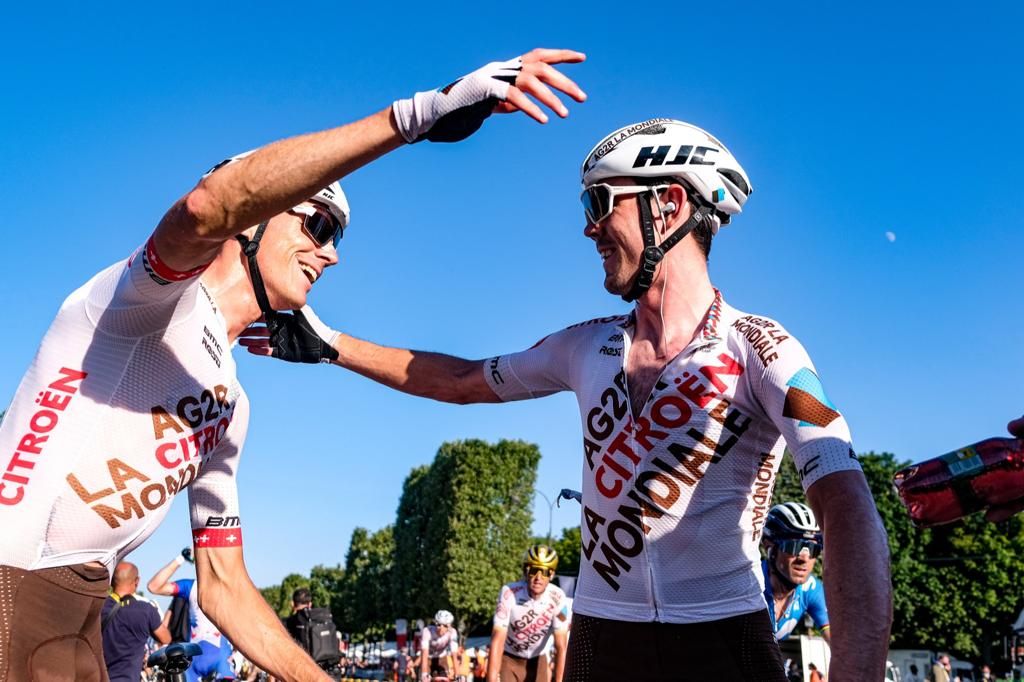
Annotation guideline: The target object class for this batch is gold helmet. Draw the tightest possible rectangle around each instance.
[522,545,559,572]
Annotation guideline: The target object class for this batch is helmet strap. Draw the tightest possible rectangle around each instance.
[621,192,712,303]
[235,222,277,318]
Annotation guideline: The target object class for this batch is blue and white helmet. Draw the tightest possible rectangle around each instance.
[434,609,454,626]
[763,502,820,544]
[580,118,752,227]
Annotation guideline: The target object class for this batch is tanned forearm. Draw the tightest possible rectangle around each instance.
[808,471,892,681]
[147,557,183,595]
[156,108,404,271]
[485,629,506,682]
[197,548,329,681]
[552,631,567,682]
[332,333,499,404]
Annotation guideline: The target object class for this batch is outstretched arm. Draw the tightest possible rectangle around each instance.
[334,333,500,405]
[195,545,329,682]
[807,471,892,681]
[153,48,585,274]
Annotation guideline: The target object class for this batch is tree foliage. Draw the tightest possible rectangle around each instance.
[416,439,540,635]
[339,526,395,637]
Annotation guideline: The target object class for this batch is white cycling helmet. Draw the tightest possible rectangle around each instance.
[434,609,454,626]
[580,118,752,223]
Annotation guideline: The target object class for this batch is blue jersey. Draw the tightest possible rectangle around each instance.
[761,560,829,641]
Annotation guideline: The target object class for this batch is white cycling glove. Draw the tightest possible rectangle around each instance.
[392,57,523,143]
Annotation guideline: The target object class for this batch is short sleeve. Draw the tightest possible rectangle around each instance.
[484,324,595,402]
[188,393,249,550]
[806,579,829,629]
[493,585,515,629]
[749,328,862,490]
[172,579,192,599]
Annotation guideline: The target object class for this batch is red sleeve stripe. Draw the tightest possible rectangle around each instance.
[145,236,210,282]
[192,527,243,548]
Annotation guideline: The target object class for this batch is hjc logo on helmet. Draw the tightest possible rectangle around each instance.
[632,145,719,169]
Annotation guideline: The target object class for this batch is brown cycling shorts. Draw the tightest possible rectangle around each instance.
[0,562,111,682]
[500,652,551,682]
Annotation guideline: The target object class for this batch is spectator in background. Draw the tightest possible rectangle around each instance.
[284,587,314,644]
[808,662,824,682]
[931,654,952,682]
[979,664,994,680]
[906,663,922,682]
[102,562,171,682]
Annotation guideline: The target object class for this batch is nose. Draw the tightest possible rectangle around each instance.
[583,220,600,240]
[318,241,340,267]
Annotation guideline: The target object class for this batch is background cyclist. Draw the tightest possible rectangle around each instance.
[761,503,830,643]
[148,552,235,681]
[486,545,569,682]
[420,610,458,682]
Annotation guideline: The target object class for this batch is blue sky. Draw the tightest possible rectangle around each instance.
[3,2,1022,590]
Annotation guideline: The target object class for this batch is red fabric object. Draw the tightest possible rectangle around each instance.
[893,438,1024,527]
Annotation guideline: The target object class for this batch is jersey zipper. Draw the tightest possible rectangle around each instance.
[620,329,661,622]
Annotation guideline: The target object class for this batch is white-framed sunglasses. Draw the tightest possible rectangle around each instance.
[580,183,669,224]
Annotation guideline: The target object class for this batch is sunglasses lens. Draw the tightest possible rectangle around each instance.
[777,539,822,557]
[527,566,552,577]
[302,209,343,248]
[582,186,611,224]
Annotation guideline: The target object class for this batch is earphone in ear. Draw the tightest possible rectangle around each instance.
[662,201,677,214]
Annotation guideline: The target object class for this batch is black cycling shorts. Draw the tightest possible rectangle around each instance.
[565,609,787,682]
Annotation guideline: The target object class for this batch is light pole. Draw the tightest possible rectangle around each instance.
[535,490,556,544]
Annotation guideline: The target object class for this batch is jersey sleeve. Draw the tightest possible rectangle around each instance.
[805,577,830,630]
[552,591,570,632]
[82,237,210,338]
[483,324,592,402]
[172,578,193,599]
[187,393,248,550]
[748,327,862,490]
[146,602,162,633]
[420,628,431,650]
[492,584,515,629]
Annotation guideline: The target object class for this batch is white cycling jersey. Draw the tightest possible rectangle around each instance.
[420,624,458,659]
[0,238,248,574]
[493,580,569,659]
[483,290,860,624]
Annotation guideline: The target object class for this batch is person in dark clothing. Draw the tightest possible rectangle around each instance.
[284,587,314,645]
[102,562,171,682]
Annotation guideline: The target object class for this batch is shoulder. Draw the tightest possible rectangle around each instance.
[532,313,630,349]
[723,302,804,370]
[546,583,567,600]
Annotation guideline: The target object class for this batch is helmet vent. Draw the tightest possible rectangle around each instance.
[717,169,751,198]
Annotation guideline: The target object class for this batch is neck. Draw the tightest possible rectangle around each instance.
[113,587,133,598]
[201,241,263,342]
[632,247,715,359]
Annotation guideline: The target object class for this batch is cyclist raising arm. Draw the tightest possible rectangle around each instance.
[0,48,585,682]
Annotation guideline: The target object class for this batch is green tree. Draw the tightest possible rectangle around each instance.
[393,465,432,617]
[309,564,346,625]
[340,526,395,638]
[550,526,582,577]
[394,439,540,634]
[261,572,310,617]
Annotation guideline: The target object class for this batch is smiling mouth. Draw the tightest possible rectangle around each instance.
[299,264,319,284]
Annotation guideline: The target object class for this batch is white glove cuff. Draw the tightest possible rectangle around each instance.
[173,555,186,566]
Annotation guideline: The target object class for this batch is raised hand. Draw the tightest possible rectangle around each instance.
[392,48,586,143]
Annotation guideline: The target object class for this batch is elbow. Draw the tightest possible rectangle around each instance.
[182,184,229,240]
[146,580,161,594]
